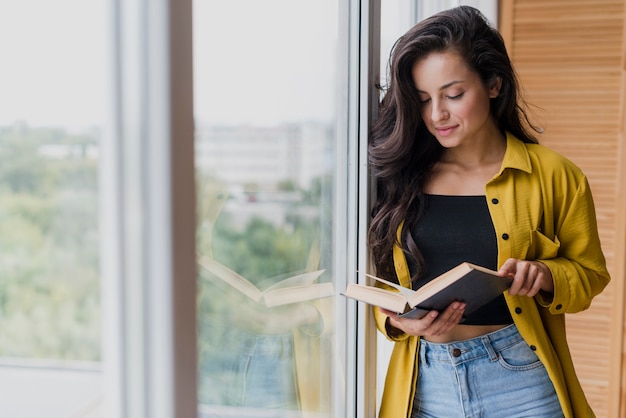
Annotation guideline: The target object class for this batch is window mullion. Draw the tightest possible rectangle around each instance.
[103,0,196,417]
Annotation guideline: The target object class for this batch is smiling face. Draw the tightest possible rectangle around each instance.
[412,51,502,149]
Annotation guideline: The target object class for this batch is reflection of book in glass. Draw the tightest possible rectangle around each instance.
[199,256,334,307]
[343,262,512,319]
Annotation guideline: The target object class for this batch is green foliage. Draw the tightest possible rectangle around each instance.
[277,179,297,192]
[302,173,332,205]
[0,125,100,361]
[195,173,327,405]
[0,122,330,385]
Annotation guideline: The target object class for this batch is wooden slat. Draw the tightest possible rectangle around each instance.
[506,1,626,417]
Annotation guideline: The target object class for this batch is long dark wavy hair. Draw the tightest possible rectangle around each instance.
[368,5,540,284]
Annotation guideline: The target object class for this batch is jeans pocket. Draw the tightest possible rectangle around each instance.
[497,339,543,371]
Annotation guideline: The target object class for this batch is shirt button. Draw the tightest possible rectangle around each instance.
[502,233,509,240]
[452,348,462,357]
[529,345,537,351]
[556,304,562,310]
[515,307,522,314]
[491,198,499,204]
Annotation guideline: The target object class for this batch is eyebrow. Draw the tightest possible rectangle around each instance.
[416,80,464,93]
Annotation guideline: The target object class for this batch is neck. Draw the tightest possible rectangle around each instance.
[441,129,506,170]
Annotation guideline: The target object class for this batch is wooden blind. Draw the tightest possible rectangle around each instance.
[501,1,626,417]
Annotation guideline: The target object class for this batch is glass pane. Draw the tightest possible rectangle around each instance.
[193,1,339,416]
[376,2,418,414]
[380,0,417,88]
[0,0,105,416]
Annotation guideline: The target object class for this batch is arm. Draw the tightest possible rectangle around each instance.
[501,176,610,312]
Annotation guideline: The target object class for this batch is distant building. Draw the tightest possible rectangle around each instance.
[194,122,333,193]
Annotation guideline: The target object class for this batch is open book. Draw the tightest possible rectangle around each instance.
[199,256,334,307]
[342,262,512,319]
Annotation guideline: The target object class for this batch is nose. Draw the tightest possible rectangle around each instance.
[431,101,449,122]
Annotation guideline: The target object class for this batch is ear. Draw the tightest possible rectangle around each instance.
[488,76,502,98]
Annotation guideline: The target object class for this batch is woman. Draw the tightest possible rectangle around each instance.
[369,6,610,418]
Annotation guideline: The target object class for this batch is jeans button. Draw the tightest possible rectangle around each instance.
[452,348,462,357]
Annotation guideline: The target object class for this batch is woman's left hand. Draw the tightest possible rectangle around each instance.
[498,258,554,297]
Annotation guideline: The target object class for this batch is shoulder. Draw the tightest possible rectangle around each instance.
[524,142,586,181]
[506,133,585,180]
[502,134,590,199]
[525,142,577,167]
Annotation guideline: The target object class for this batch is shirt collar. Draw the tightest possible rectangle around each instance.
[498,131,533,175]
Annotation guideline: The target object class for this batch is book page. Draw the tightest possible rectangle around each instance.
[263,269,326,292]
[342,283,410,314]
[361,271,415,298]
[198,256,263,302]
[263,281,335,307]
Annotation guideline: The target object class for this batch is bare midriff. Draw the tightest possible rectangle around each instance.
[423,323,509,343]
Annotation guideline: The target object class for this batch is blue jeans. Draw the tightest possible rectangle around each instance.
[412,324,564,418]
[228,331,300,414]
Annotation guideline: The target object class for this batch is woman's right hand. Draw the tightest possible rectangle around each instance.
[380,301,466,337]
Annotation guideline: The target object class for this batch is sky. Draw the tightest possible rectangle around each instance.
[0,0,492,130]
[192,0,338,127]
[0,0,107,129]
[0,0,337,130]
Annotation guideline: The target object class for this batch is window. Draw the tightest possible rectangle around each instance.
[193,1,342,416]
[0,0,105,416]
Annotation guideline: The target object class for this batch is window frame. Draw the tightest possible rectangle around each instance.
[102,0,197,417]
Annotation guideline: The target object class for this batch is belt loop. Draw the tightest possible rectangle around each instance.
[481,335,498,361]
[419,339,429,367]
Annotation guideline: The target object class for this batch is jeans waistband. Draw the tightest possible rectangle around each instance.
[222,329,294,356]
[419,323,523,366]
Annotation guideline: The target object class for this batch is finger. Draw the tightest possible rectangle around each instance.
[526,280,542,298]
[509,261,529,295]
[437,301,465,322]
[523,263,541,295]
[428,303,465,335]
[388,308,439,335]
[518,262,540,296]
[527,268,547,297]
[448,303,466,326]
[498,258,518,277]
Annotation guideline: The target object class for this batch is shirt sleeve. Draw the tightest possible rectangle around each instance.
[372,281,412,341]
[536,176,610,314]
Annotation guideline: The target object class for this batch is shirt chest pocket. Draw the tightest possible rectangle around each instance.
[526,229,560,260]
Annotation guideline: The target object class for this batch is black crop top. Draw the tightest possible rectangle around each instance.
[405,195,513,325]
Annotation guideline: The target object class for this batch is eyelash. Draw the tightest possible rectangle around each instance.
[419,92,464,104]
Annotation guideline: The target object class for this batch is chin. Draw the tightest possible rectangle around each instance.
[435,137,462,149]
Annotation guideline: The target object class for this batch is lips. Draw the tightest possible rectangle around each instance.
[435,125,457,136]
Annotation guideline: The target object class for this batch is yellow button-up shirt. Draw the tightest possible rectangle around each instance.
[374,133,611,418]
